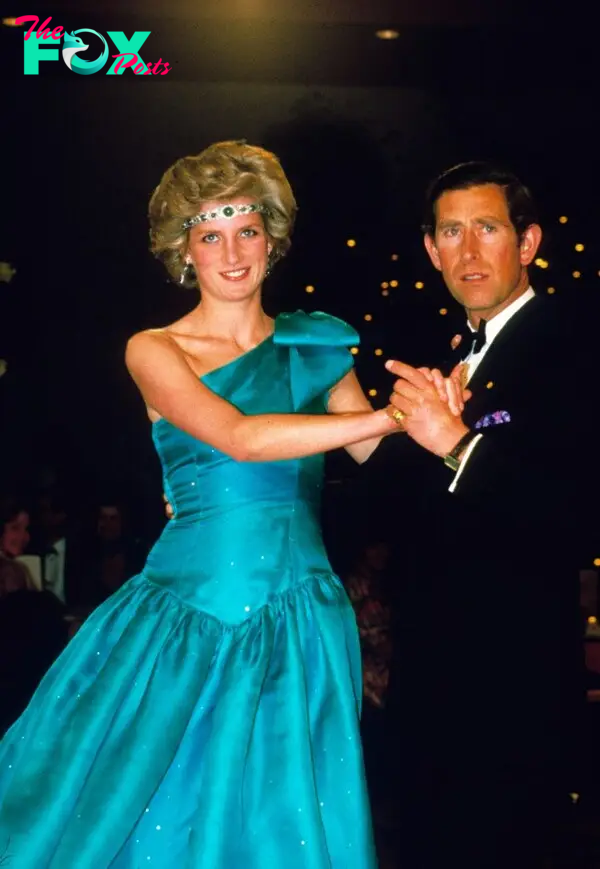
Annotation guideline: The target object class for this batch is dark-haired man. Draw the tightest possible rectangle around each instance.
[379,162,597,869]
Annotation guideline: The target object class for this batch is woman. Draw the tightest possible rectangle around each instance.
[0,141,462,868]
[0,501,35,596]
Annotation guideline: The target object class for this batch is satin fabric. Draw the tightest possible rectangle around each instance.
[0,311,378,869]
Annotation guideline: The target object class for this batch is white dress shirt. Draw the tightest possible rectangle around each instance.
[448,287,536,492]
[44,536,66,602]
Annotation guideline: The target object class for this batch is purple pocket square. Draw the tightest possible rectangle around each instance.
[474,410,511,430]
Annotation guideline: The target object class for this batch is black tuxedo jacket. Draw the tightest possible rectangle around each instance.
[29,534,85,608]
[364,294,598,764]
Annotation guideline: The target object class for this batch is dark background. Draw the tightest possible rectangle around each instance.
[1,1,599,530]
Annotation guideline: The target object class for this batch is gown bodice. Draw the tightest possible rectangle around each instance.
[144,310,358,624]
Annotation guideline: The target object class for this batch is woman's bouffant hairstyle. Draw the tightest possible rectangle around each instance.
[149,140,297,288]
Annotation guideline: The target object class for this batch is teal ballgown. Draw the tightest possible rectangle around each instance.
[0,311,378,869]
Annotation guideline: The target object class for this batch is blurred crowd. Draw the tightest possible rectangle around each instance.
[0,486,149,734]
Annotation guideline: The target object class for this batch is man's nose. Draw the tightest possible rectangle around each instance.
[460,231,480,261]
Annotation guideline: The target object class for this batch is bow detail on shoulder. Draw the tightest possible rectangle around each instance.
[273,311,359,411]
[274,310,359,348]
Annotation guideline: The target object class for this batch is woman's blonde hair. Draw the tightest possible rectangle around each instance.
[149,140,297,288]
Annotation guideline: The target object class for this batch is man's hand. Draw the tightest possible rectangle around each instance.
[385,360,470,457]
[419,364,471,416]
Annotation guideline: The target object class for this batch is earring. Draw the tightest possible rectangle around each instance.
[264,253,275,278]
[180,259,195,285]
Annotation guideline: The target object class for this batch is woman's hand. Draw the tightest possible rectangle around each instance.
[163,493,174,519]
[417,364,471,417]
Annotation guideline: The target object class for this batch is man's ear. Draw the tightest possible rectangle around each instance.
[519,224,542,266]
[424,233,442,272]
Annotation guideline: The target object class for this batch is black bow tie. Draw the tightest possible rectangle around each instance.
[457,318,487,358]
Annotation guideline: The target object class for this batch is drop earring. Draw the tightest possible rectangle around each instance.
[180,258,195,285]
[265,250,274,278]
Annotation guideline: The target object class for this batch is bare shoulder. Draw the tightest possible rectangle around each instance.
[125,327,181,375]
[122,323,247,448]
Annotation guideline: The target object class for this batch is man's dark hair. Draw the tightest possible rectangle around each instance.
[422,161,539,241]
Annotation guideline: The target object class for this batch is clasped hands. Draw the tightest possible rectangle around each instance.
[384,361,471,457]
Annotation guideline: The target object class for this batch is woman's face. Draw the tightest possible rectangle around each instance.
[186,197,272,300]
[0,510,30,558]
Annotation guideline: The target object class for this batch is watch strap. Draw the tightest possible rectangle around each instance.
[443,429,478,471]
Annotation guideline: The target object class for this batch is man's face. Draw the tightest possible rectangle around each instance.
[97,506,123,542]
[37,496,67,543]
[424,184,541,321]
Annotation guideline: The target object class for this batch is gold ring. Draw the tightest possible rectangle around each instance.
[391,409,407,425]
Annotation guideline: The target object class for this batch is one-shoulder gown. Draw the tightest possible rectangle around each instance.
[0,311,378,869]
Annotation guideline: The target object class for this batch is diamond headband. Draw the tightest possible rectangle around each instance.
[182,202,269,231]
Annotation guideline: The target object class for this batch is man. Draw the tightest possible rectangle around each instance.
[30,490,83,606]
[377,162,598,868]
[87,500,147,604]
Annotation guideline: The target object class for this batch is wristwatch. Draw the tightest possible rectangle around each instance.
[443,429,478,472]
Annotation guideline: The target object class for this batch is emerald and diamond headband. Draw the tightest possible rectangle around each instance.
[182,202,269,231]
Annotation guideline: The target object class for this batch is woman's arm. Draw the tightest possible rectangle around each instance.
[327,370,389,464]
[126,331,397,462]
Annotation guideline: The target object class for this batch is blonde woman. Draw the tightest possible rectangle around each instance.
[0,142,463,868]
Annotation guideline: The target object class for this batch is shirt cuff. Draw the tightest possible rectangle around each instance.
[448,433,483,493]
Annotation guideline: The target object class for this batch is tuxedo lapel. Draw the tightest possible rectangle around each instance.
[460,295,545,426]
[443,295,544,375]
